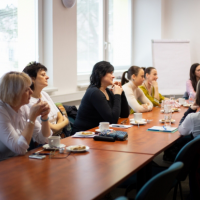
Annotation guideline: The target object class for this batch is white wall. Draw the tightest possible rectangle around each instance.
[162,0,200,79]
[44,0,200,103]
[131,0,161,67]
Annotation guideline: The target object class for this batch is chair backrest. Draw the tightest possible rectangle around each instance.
[135,162,183,200]
[182,91,189,99]
[174,135,200,181]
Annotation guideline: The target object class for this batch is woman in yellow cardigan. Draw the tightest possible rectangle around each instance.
[139,67,165,106]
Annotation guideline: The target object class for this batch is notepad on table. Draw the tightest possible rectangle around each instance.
[148,126,178,133]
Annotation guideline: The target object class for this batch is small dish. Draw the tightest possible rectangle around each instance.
[183,104,192,107]
[43,144,66,150]
[75,131,95,136]
[130,120,147,125]
[95,129,113,133]
[160,109,175,113]
[66,145,89,152]
[159,119,176,123]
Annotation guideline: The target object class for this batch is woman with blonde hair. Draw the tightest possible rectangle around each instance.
[0,72,52,161]
[121,66,153,113]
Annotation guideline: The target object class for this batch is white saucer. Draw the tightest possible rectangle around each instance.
[130,118,146,122]
[95,129,113,133]
[66,145,89,152]
[130,120,147,125]
[43,144,66,150]
[159,119,176,123]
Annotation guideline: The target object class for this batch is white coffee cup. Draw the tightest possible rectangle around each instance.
[99,122,110,132]
[179,98,185,105]
[134,113,142,121]
[48,136,60,148]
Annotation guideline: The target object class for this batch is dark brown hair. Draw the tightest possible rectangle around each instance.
[144,67,155,78]
[121,66,141,85]
[23,61,47,90]
[195,80,200,106]
[190,63,200,92]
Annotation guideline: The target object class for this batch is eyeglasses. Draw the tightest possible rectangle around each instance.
[49,149,72,159]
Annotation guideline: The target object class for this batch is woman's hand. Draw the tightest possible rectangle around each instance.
[113,81,121,87]
[150,80,158,88]
[191,102,199,110]
[112,84,123,95]
[141,104,148,109]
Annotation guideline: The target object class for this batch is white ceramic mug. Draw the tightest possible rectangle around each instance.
[134,113,142,121]
[48,136,60,148]
[179,98,185,105]
[99,122,110,132]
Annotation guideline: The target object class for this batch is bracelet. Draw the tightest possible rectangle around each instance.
[27,119,34,125]
[40,116,49,122]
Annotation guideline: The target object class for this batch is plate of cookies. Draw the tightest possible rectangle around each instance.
[66,145,89,152]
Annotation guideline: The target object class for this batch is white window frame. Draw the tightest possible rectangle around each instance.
[77,0,132,86]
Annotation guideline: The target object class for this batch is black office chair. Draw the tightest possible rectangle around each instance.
[172,135,200,200]
[134,162,183,200]
[182,91,189,99]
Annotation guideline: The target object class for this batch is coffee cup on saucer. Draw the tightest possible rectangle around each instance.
[134,113,142,121]
[48,136,61,148]
[99,122,110,132]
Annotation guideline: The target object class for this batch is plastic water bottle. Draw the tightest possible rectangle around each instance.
[189,92,195,104]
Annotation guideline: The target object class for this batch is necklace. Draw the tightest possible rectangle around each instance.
[143,82,152,96]
[100,88,109,100]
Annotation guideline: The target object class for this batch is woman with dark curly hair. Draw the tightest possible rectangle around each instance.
[72,61,129,133]
[186,63,200,97]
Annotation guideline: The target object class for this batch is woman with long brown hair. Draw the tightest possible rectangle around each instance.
[121,66,153,113]
[186,63,200,97]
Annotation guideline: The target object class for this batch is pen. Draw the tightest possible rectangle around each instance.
[33,153,50,155]
[163,126,167,130]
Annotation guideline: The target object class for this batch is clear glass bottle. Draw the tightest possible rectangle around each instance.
[189,92,195,104]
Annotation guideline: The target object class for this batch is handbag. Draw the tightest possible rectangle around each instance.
[99,130,128,141]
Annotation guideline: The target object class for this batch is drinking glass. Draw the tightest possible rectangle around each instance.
[164,104,172,128]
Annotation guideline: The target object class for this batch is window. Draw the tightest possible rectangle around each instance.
[0,0,38,77]
[77,0,131,74]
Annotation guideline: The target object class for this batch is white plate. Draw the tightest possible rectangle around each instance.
[159,119,176,123]
[160,109,175,113]
[75,131,95,136]
[130,118,146,122]
[66,145,89,152]
[95,129,113,133]
[183,104,192,107]
[130,120,147,125]
[43,144,66,150]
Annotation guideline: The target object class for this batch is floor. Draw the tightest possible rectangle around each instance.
[100,152,190,200]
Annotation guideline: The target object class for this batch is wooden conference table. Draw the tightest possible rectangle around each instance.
[0,106,188,200]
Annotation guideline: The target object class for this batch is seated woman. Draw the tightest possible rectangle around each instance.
[23,62,69,137]
[179,80,200,138]
[121,66,153,113]
[163,80,200,162]
[186,63,200,97]
[139,67,165,106]
[0,72,52,161]
[72,61,129,133]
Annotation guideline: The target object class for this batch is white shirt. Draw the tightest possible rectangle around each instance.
[0,100,50,161]
[178,112,200,138]
[122,81,153,113]
[28,91,59,124]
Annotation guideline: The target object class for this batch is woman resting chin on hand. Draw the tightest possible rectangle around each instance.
[0,72,52,161]
[23,62,69,137]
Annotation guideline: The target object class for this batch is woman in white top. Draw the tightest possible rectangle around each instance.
[121,66,153,113]
[179,80,200,138]
[23,62,69,136]
[0,72,51,161]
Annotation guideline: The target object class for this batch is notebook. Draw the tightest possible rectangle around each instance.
[148,126,178,133]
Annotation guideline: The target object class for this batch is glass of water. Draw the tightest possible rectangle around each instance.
[164,104,172,128]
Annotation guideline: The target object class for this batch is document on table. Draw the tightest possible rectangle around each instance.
[148,126,178,132]
[110,124,133,128]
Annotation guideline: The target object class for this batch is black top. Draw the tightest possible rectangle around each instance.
[72,86,129,133]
